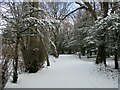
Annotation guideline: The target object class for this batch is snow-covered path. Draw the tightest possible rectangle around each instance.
[6,55,118,88]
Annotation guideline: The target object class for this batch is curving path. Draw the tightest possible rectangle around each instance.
[6,55,118,88]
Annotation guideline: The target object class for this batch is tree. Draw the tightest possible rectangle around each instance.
[22,1,47,73]
[94,13,120,69]
[71,9,95,55]
[1,1,59,83]
[41,2,72,55]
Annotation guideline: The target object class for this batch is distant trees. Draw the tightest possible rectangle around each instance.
[71,10,95,55]
[40,2,72,55]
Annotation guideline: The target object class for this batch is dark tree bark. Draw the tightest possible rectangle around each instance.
[96,40,107,66]
[13,35,19,83]
[102,2,109,18]
[114,48,119,69]
[118,33,120,68]
[114,26,119,69]
[84,2,97,20]
[96,44,107,66]
[96,2,109,66]
[81,47,86,56]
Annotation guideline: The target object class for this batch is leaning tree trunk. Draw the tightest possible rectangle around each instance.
[50,39,59,58]
[42,38,50,66]
[38,36,50,67]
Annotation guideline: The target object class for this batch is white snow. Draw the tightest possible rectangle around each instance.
[0,56,2,64]
[5,55,118,88]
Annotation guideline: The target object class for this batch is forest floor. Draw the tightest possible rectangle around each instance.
[5,54,118,88]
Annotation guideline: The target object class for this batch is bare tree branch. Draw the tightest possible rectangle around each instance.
[111,2,119,14]
[60,1,98,21]
[60,6,85,20]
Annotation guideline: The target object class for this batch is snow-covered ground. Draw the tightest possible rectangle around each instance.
[5,54,118,88]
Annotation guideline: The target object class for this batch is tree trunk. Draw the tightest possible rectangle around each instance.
[81,47,86,56]
[13,35,19,83]
[118,31,120,58]
[96,2,108,66]
[114,48,119,69]
[50,39,59,58]
[96,44,107,66]
[28,36,39,73]
[21,1,49,73]
[40,36,50,66]
[46,58,50,66]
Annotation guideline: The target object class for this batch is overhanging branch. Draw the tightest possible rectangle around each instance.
[60,6,85,20]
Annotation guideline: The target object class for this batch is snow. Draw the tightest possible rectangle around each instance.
[108,9,112,16]
[0,57,2,64]
[5,55,118,88]
[0,60,1,64]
